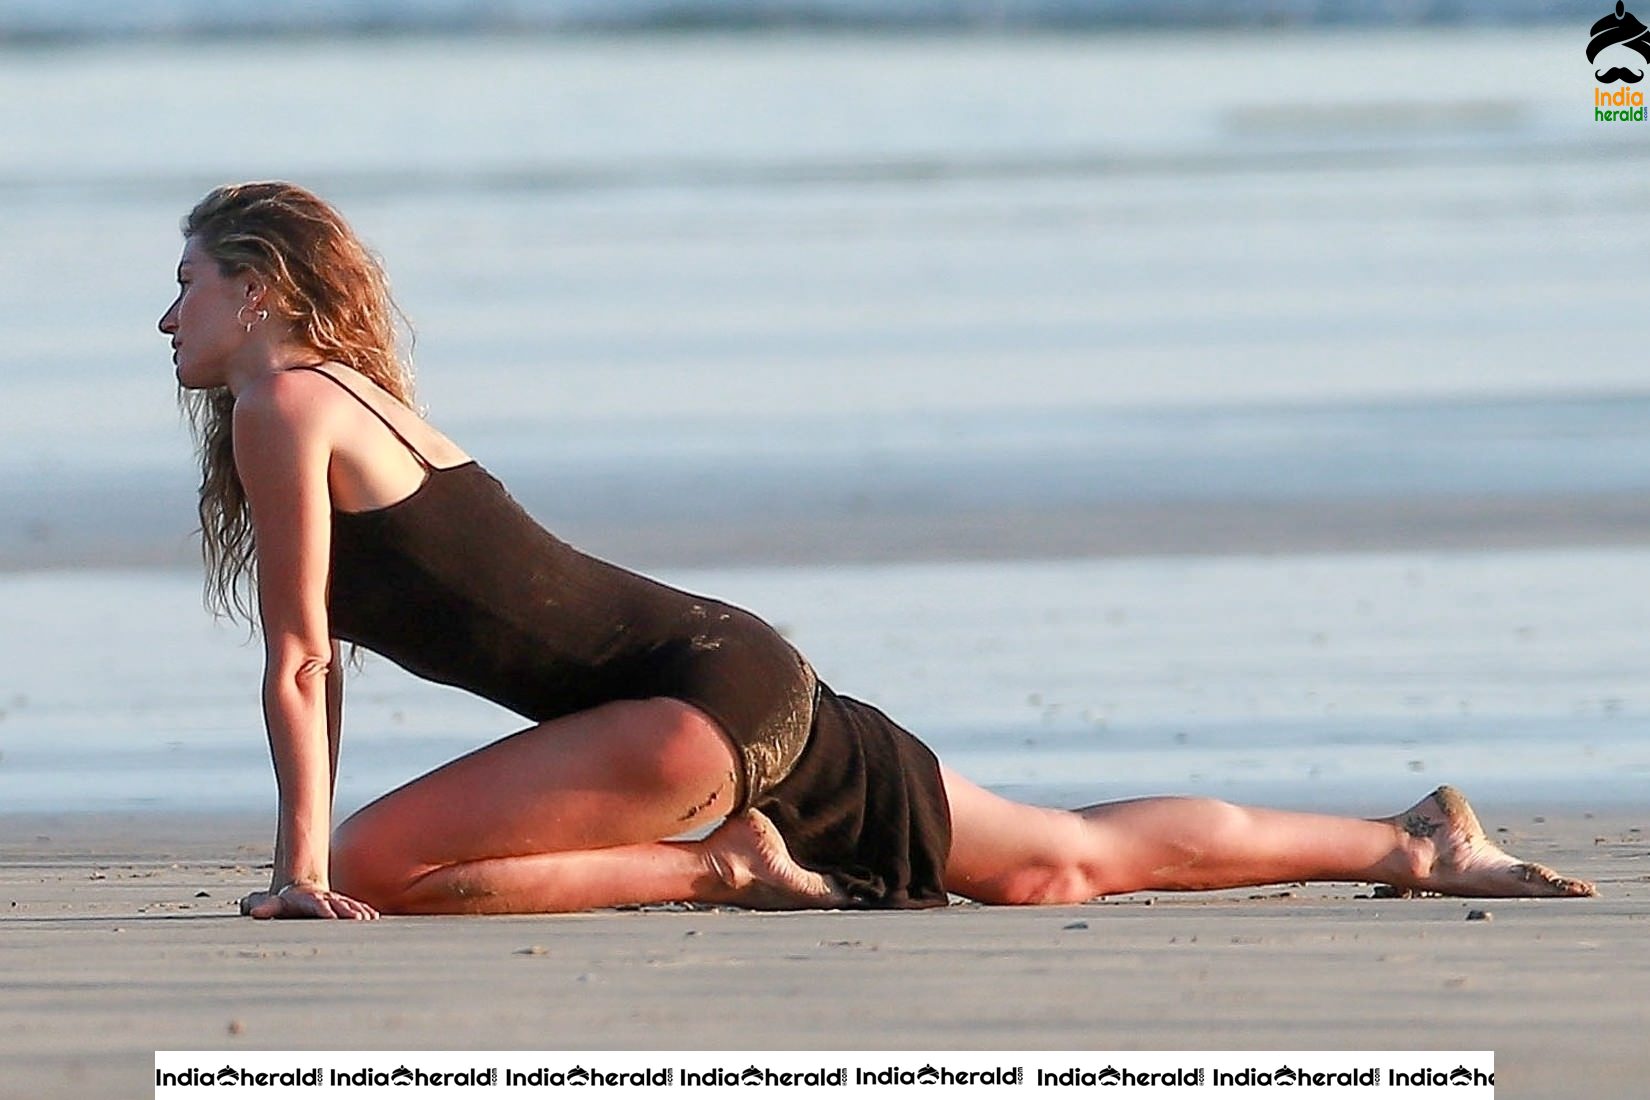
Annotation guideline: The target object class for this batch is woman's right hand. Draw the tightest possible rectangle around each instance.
[239,882,379,920]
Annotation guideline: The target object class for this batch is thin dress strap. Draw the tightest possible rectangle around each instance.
[287,364,433,469]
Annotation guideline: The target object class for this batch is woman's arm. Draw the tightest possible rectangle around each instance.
[327,637,343,805]
[267,638,344,886]
[232,376,375,919]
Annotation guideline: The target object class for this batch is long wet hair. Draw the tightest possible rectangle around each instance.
[179,182,415,621]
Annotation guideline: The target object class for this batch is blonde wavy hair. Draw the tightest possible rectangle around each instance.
[179,182,416,620]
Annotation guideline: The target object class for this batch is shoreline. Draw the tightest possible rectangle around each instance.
[5,547,1649,817]
[10,488,1650,574]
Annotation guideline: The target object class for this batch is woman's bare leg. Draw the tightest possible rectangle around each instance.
[330,695,1591,913]
[329,698,839,914]
[941,767,1596,904]
[388,812,841,915]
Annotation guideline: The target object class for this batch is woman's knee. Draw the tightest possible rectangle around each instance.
[330,806,421,909]
[328,698,738,904]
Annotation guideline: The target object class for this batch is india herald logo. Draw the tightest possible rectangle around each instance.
[1589,1,1650,83]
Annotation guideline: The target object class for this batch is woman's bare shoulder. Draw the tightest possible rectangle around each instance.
[231,370,343,454]
[237,362,470,469]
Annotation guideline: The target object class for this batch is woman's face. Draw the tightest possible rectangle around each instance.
[157,236,260,389]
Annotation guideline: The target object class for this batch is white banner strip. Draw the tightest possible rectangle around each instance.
[156,1050,1493,1097]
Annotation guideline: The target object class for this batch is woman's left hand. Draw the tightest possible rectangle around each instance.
[239,883,379,920]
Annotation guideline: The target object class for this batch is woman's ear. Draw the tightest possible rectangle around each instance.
[243,278,265,306]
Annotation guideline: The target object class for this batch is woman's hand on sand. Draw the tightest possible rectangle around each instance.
[239,883,379,920]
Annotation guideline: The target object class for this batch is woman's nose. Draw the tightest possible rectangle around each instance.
[158,307,176,335]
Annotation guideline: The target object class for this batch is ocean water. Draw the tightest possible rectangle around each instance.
[1,28,1648,814]
[0,0,1599,37]
[3,28,1648,568]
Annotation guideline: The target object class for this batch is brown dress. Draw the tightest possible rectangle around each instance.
[300,366,952,908]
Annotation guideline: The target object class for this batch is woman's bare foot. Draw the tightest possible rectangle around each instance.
[1385,786,1596,898]
[701,810,848,910]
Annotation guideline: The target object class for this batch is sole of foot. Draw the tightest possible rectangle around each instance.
[703,810,849,910]
[1389,785,1596,898]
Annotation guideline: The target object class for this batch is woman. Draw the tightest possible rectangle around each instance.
[159,182,1594,920]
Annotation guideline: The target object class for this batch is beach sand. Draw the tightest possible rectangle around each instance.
[4,806,1646,1099]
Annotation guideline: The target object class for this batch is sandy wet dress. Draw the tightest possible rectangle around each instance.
[300,366,952,908]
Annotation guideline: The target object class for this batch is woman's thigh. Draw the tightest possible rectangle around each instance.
[940,765,1092,904]
[333,697,741,878]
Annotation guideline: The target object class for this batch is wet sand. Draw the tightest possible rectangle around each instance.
[3,806,1647,1099]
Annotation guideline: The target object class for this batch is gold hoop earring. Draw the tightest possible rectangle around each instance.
[236,305,268,333]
